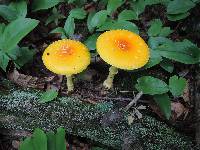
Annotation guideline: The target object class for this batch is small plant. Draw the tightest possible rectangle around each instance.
[0,0,27,22]
[0,18,39,71]
[45,7,65,26]
[135,75,187,119]
[19,128,66,150]
[0,0,38,71]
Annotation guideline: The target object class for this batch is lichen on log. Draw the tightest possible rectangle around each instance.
[0,78,194,149]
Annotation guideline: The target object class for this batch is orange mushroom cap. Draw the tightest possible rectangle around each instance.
[42,39,90,75]
[96,30,150,70]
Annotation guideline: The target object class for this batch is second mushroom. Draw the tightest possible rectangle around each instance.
[96,29,150,89]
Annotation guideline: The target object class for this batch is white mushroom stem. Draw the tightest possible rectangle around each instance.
[103,66,118,89]
[66,75,74,92]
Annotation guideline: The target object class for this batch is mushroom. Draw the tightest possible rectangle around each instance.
[42,39,90,92]
[96,30,149,89]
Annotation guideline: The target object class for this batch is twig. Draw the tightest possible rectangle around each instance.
[83,95,148,103]
[124,91,143,111]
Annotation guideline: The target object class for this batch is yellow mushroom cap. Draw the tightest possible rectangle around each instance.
[42,39,90,75]
[96,30,150,70]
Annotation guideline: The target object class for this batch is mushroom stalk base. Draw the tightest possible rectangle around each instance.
[103,66,118,89]
[66,75,74,92]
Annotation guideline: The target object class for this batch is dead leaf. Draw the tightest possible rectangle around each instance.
[182,80,190,102]
[77,68,97,82]
[150,101,189,121]
[149,103,165,119]
[12,140,20,149]
[7,69,63,91]
[7,69,45,89]
[46,75,63,92]
[137,105,146,110]
[171,102,189,120]
[127,115,134,125]
[134,109,143,119]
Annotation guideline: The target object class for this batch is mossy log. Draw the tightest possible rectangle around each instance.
[0,78,194,150]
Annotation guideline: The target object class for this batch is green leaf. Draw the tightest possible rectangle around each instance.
[145,0,171,5]
[91,10,108,28]
[68,0,76,3]
[148,19,163,37]
[84,34,99,51]
[0,23,6,48]
[96,19,115,31]
[69,8,86,19]
[40,89,58,103]
[192,0,200,2]
[47,131,56,150]
[159,27,173,37]
[19,137,34,150]
[45,7,65,25]
[144,49,162,68]
[135,76,169,95]
[160,59,174,73]
[118,9,138,21]
[32,128,47,150]
[107,0,124,14]
[131,0,146,17]
[169,75,186,97]
[167,0,195,14]
[64,16,75,37]
[50,27,65,34]
[148,19,173,37]
[0,5,18,21]
[32,0,63,11]
[97,20,139,34]
[155,39,200,64]
[55,128,66,150]
[87,12,95,33]
[167,12,190,21]
[0,23,5,34]
[147,37,172,68]
[154,94,171,119]
[112,20,139,33]
[5,46,20,60]
[2,18,39,51]
[68,0,88,7]
[0,51,9,71]
[148,37,173,49]
[13,47,35,68]
[9,0,27,18]
[20,128,65,150]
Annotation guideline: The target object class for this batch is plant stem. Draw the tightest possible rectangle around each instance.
[66,75,74,92]
[103,66,118,89]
